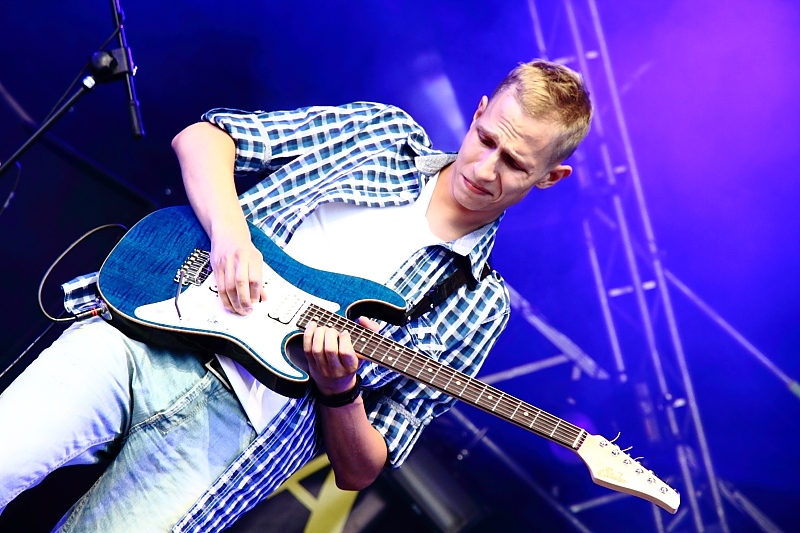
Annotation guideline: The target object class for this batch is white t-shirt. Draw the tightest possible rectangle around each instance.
[218,175,443,433]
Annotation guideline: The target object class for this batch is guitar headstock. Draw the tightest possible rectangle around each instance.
[576,433,680,514]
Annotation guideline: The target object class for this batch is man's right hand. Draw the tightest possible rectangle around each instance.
[209,226,268,315]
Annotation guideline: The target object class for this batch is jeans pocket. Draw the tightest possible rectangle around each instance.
[130,372,218,437]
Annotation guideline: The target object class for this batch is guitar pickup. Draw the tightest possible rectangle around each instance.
[268,293,304,324]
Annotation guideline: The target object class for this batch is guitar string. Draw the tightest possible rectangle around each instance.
[299,304,586,447]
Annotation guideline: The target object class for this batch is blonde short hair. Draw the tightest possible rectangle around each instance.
[490,60,592,165]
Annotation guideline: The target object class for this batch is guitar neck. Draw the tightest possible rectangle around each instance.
[298,304,588,450]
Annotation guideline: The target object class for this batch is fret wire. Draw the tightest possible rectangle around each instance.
[455,377,477,402]
[508,401,532,419]
[353,325,379,355]
[497,396,521,417]
[359,332,380,358]
[429,364,454,390]
[482,384,507,412]
[377,336,404,365]
[421,361,458,393]
[386,337,417,370]
[360,333,390,364]
[515,408,540,429]
[472,382,488,405]
[404,348,427,372]
[438,365,459,392]
[475,388,503,413]
[412,357,436,379]
[420,359,444,385]
[530,410,541,430]
[535,410,577,438]
[534,418,572,443]
[463,380,487,404]
[534,414,556,433]
[499,393,579,440]
[396,340,413,373]
[449,373,470,397]
[481,385,511,416]
[351,326,375,353]
[488,391,503,412]
[509,402,521,421]
[401,351,425,373]
[368,329,411,370]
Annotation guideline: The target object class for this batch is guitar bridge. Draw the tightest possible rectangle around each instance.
[175,249,212,286]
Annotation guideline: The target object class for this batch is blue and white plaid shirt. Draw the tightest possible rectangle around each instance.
[64,101,510,531]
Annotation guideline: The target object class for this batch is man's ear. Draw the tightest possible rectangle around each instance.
[535,165,572,189]
[471,95,489,124]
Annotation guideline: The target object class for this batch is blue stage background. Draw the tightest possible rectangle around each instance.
[1,1,798,531]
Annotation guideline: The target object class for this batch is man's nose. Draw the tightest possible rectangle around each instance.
[475,149,499,181]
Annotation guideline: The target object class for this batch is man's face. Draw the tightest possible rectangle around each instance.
[445,89,571,226]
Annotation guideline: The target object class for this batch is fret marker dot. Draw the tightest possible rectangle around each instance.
[388,357,393,361]
[455,380,461,385]
[427,368,434,373]
[523,411,529,416]
[487,395,493,400]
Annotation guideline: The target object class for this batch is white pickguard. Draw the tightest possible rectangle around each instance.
[134,262,340,380]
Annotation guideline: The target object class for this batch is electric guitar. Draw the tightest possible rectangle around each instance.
[96,206,680,514]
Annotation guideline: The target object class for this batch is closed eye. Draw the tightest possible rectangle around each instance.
[478,128,526,172]
[504,154,524,171]
[479,132,495,148]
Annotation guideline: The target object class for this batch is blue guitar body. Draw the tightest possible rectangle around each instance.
[97,206,407,398]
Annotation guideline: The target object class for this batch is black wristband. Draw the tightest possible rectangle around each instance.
[312,374,362,408]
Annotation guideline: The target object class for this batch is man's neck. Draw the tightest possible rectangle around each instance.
[426,164,492,242]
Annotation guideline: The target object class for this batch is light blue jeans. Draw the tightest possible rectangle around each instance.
[0,317,256,531]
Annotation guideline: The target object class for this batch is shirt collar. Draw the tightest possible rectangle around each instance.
[445,216,501,281]
[414,152,457,176]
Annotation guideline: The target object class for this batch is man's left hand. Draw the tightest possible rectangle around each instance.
[303,316,381,396]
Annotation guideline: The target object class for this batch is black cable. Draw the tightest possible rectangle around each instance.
[38,223,127,323]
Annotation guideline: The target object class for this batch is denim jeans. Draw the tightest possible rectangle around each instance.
[0,317,256,531]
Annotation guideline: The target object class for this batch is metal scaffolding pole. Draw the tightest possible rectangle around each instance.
[572,1,724,529]
[517,0,781,530]
[576,3,728,526]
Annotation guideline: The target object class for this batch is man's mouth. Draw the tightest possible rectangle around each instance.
[462,175,491,196]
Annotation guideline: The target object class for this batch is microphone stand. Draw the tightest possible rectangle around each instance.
[0,0,153,380]
[0,0,144,180]
[111,0,145,139]
[0,78,96,179]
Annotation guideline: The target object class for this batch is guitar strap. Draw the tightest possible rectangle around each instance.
[405,254,494,323]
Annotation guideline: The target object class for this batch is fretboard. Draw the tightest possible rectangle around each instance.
[297,304,587,450]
